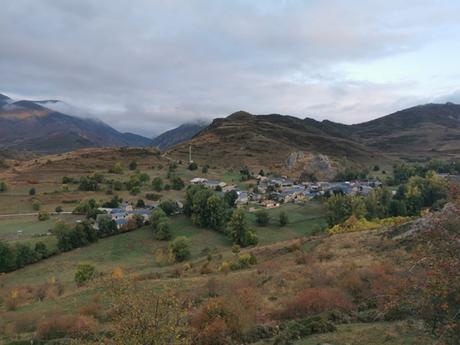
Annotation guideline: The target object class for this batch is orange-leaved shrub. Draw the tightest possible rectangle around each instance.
[36,313,98,340]
[274,287,355,320]
[192,287,258,345]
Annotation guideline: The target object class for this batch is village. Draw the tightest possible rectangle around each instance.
[97,171,383,230]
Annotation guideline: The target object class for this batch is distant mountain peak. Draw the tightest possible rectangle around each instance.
[0,93,11,101]
[227,110,253,120]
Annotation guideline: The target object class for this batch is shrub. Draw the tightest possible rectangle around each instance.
[192,288,258,344]
[129,160,138,170]
[279,211,289,226]
[155,220,172,240]
[230,253,257,271]
[275,288,355,320]
[38,210,50,221]
[0,181,7,192]
[188,162,198,171]
[169,236,191,262]
[32,199,41,211]
[36,313,98,340]
[274,316,336,344]
[55,205,63,213]
[109,162,124,174]
[171,176,185,190]
[152,177,164,191]
[28,187,36,196]
[145,192,162,201]
[75,263,97,287]
[255,210,269,226]
[159,199,179,215]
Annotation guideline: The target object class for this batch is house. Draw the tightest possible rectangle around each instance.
[191,177,208,185]
[261,200,279,208]
[205,180,227,190]
[236,191,249,205]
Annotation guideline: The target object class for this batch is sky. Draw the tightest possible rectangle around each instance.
[1,0,459,137]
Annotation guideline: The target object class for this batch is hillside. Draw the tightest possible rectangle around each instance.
[168,111,387,179]
[0,94,151,153]
[152,121,208,149]
[168,103,460,177]
[348,103,460,157]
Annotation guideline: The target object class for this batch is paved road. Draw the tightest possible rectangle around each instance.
[0,211,73,218]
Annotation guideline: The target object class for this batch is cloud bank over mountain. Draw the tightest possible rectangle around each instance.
[1,0,459,135]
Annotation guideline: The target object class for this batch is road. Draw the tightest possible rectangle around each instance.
[0,211,73,218]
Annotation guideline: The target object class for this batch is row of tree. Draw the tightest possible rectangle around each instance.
[184,185,257,247]
[326,172,449,226]
[0,240,55,273]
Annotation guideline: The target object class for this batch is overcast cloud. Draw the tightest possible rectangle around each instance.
[1,0,459,136]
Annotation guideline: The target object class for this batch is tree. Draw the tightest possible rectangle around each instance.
[152,177,164,192]
[201,165,209,173]
[129,160,138,171]
[0,181,7,192]
[188,162,198,171]
[97,215,118,237]
[14,243,39,268]
[255,209,269,226]
[74,263,96,287]
[155,220,172,240]
[189,189,228,230]
[169,236,191,262]
[136,199,145,208]
[159,199,179,216]
[29,187,36,196]
[326,194,352,227]
[279,211,289,226]
[103,195,122,208]
[224,190,238,208]
[228,209,258,247]
[150,208,167,229]
[34,241,49,259]
[0,241,16,272]
[205,194,228,230]
[55,205,63,213]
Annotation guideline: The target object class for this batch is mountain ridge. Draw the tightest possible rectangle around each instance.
[0,93,151,153]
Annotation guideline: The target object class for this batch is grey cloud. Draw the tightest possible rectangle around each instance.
[0,0,459,136]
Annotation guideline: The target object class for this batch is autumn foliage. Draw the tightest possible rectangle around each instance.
[274,287,355,320]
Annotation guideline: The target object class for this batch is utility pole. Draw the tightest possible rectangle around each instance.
[189,145,192,163]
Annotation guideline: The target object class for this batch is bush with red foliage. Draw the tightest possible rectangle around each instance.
[36,313,98,340]
[387,200,460,344]
[192,288,258,345]
[275,288,355,320]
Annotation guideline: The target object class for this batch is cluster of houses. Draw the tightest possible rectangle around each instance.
[191,175,383,209]
[97,202,152,229]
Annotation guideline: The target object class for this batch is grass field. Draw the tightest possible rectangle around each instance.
[248,202,327,245]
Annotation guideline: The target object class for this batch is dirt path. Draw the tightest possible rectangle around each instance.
[0,211,72,217]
